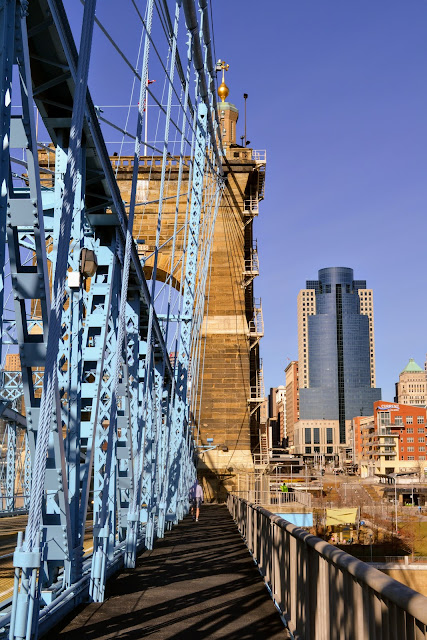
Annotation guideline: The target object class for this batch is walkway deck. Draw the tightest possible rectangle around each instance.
[53,504,289,639]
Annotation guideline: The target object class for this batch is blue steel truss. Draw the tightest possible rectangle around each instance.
[0,0,224,637]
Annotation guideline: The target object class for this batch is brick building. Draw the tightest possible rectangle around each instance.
[354,401,427,477]
[285,361,299,450]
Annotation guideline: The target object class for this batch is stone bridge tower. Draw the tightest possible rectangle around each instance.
[64,73,265,497]
[197,71,265,495]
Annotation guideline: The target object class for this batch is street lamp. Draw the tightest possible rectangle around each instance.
[243,93,248,146]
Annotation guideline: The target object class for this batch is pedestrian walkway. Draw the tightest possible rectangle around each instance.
[54,504,289,639]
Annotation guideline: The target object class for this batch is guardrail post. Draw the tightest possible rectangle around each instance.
[247,503,251,551]
[252,506,256,559]
[329,562,343,640]
[319,556,330,640]
[283,526,290,626]
[353,577,368,640]
[298,535,310,639]
[266,518,272,587]
[255,508,260,564]
[272,522,282,611]
[260,511,266,576]
[290,534,297,634]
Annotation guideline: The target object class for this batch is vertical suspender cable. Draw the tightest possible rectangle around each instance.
[26,0,97,553]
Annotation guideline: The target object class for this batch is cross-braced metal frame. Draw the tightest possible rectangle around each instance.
[0,0,224,636]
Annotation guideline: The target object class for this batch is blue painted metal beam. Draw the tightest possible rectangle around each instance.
[0,1,224,637]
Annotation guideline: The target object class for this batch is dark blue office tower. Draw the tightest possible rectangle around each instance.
[299,267,382,444]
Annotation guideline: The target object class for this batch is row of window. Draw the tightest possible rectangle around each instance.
[405,437,425,442]
[305,427,333,445]
[394,416,424,425]
[305,447,334,454]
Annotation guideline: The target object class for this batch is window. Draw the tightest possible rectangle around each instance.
[314,446,320,453]
[395,416,403,425]
[313,428,320,444]
[326,428,333,444]
[419,437,425,443]
[418,428,425,434]
[407,416,413,424]
[419,447,425,452]
[420,456,426,461]
[408,456,415,460]
[408,447,414,452]
[379,412,391,427]
[327,446,333,454]
[305,447,312,454]
[408,438,414,443]
[305,428,311,445]
[418,416,425,424]
[407,428,414,434]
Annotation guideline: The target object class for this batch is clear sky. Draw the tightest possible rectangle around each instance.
[210,0,427,401]
[63,1,427,403]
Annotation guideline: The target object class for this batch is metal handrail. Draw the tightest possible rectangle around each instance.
[243,196,259,217]
[243,244,259,276]
[251,150,266,164]
[383,555,427,565]
[228,495,427,639]
[248,299,264,338]
[248,360,264,402]
[233,490,312,508]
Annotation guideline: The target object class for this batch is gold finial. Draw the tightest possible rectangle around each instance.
[216,59,230,102]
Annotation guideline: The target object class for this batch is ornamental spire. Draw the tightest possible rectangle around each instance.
[216,59,230,103]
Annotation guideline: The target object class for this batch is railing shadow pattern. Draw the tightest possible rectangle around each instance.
[228,494,427,640]
[52,505,286,639]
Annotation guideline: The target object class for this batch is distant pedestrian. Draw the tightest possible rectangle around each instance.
[189,479,204,522]
[280,483,288,493]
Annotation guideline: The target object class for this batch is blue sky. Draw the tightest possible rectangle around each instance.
[63,1,427,402]
[210,0,427,400]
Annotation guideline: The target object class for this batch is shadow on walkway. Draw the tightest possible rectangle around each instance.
[53,504,288,639]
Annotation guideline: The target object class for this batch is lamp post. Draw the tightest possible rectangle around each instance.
[243,93,248,146]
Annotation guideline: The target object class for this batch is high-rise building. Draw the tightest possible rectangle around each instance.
[395,359,427,407]
[285,361,299,449]
[276,386,286,444]
[298,267,381,447]
[267,386,286,446]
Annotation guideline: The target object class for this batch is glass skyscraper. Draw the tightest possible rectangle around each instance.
[298,267,381,444]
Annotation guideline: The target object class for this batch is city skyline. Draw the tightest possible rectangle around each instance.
[210,1,427,402]
[62,2,427,402]
[279,263,427,408]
